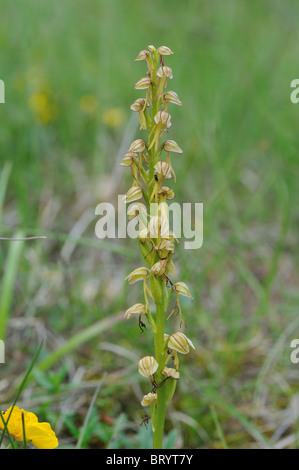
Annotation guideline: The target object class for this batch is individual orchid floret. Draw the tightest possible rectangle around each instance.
[157,186,175,202]
[163,90,183,107]
[167,281,193,325]
[135,77,152,90]
[125,303,147,319]
[166,332,195,355]
[156,239,175,258]
[125,267,150,285]
[135,50,150,62]
[141,392,157,407]
[161,367,180,380]
[147,45,156,53]
[163,140,183,154]
[149,164,173,202]
[120,152,141,182]
[154,161,173,179]
[129,139,146,153]
[130,98,147,112]
[138,356,159,378]
[162,140,182,181]
[157,46,174,56]
[151,259,168,277]
[157,66,173,80]
[130,98,148,130]
[173,281,193,301]
[125,267,152,312]
[123,186,143,203]
[149,111,172,151]
[154,110,171,128]
[120,152,137,167]
[156,67,173,100]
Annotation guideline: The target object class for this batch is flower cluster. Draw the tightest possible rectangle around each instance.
[121,45,195,439]
[0,406,58,449]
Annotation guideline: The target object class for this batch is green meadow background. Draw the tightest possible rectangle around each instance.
[0,0,299,448]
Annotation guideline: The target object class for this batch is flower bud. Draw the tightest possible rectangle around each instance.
[135,50,150,62]
[138,356,159,378]
[173,282,193,301]
[164,90,183,106]
[157,66,173,79]
[141,392,157,407]
[163,140,183,154]
[135,77,152,90]
[147,45,156,53]
[157,46,174,56]
[125,267,150,284]
[162,367,180,379]
[123,186,143,203]
[125,303,147,319]
[129,139,146,153]
[167,332,195,355]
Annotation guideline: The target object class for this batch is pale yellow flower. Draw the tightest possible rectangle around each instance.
[102,107,125,127]
[79,94,98,114]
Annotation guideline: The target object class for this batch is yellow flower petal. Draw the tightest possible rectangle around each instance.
[26,422,59,449]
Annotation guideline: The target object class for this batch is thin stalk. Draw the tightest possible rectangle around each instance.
[152,283,167,449]
[0,232,24,341]
[21,412,27,449]
[0,341,43,446]
[25,313,123,384]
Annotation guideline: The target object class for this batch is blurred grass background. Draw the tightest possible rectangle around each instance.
[0,0,299,449]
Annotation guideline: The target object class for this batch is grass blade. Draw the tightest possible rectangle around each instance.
[76,373,106,449]
[0,231,24,340]
[209,405,229,449]
[27,313,124,383]
[0,162,12,225]
[0,341,43,446]
[200,384,272,449]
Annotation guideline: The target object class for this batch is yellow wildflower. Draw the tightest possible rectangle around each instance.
[28,92,57,124]
[102,107,125,127]
[0,406,58,449]
[79,94,98,114]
